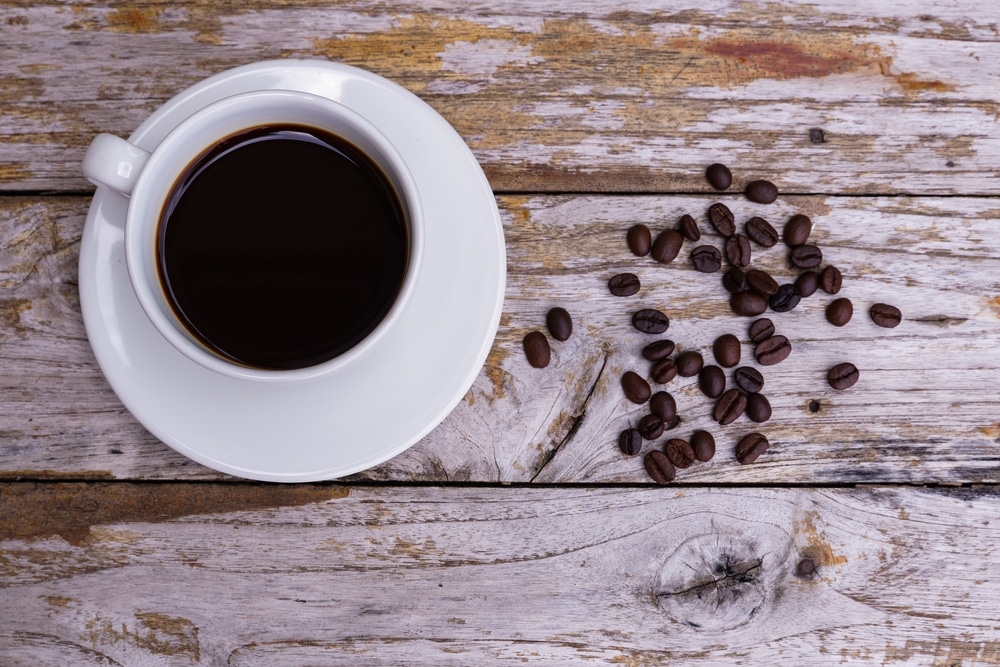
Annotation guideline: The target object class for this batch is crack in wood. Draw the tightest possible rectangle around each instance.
[657,557,764,600]
[912,315,969,326]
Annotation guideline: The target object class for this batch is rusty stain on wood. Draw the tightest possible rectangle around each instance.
[0,297,32,328]
[86,610,200,661]
[883,637,1000,665]
[796,511,848,567]
[105,7,163,33]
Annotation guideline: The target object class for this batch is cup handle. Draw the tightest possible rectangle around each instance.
[82,133,151,197]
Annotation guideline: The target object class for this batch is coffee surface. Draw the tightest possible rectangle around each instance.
[158,125,408,370]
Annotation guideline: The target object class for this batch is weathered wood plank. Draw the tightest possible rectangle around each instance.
[2,484,1000,665]
[1,194,998,483]
[1,0,999,193]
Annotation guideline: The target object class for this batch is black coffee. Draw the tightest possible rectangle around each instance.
[158,124,408,370]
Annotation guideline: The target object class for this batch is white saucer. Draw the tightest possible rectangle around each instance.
[79,60,506,482]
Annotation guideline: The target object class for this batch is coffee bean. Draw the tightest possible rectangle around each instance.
[650,391,677,422]
[691,430,716,462]
[642,339,675,361]
[644,450,676,484]
[676,350,704,377]
[730,290,768,316]
[734,366,764,394]
[725,233,752,268]
[745,392,772,423]
[523,331,550,368]
[713,333,741,368]
[789,244,823,269]
[769,284,801,313]
[621,371,651,403]
[608,273,641,297]
[783,214,812,246]
[638,413,665,440]
[722,267,747,294]
[698,365,726,398]
[632,309,669,334]
[677,214,701,241]
[707,203,736,237]
[626,224,652,256]
[870,303,902,328]
[755,335,791,366]
[650,358,678,384]
[745,180,778,204]
[705,163,732,191]
[714,388,747,425]
[794,271,820,297]
[748,318,775,344]
[651,229,684,264]
[820,265,843,294]
[828,362,859,390]
[746,269,779,298]
[735,432,769,464]
[618,428,642,456]
[691,245,722,273]
[546,307,572,341]
[745,216,778,247]
[826,297,853,327]
[665,438,697,469]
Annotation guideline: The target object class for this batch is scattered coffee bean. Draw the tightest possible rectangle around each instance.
[665,438,697,469]
[638,413,665,440]
[707,203,736,237]
[676,350,704,377]
[691,430,716,462]
[621,371,651,403]
[650,358,678,384]
[651,229,684,264]
[523,331,551,368]
[748,318,775,344]
[820,265,843,294]
[642,339,676,361]
[734,366,764,394]
[644,450,676,484]
[608,272,641,297]
[725,233,752,268]
[714,388,747,425]
[870,303,902,328]
[546,307,572,341]
[746,269,779,298]
[745,180,778,204]
[633,308,669,334]
[730,290,768,316]
[745,392,772,423]
[826,297,853,327]
[618,428,642,456]
[828,362,859,390]
[769,284,801,313]
[691,245,722,273]
[677,214,701,241]
[745,216,778,247]
[783,214,812,246]
[722,267,748,294]
[626,224,652,256]
[794,271,820,297]
[650,391,677,422]
[706,163,732,191]
[713,333,741,368]
[698,364,726,398]
[789,244,823,269]
[755,335,791,366]
[735,432,769,464]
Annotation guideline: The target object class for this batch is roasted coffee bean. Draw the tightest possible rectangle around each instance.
[730,290,768,316]
[621,371,651,403]
[735,432,769,464]
[663,414,680,432]
[769,284,801,313]
[638,413,665,440]
[714,388,747,425]
[820,265,843,294]
[783,214,812,246]
[734,366,764,394]
[691,430,716,462]
[755,335,791,366]
[748,318,775,344]
[828,362,859,390]
[707,203,736,237]
[870,303,902,328]
[608,272,641,297]
[676,350,704,377]
[650,358,678,384]
[523,331,550,368]
[705,163,732,191]
[745,216,778,247]
[546,307,572,341]
[665,438,697,469]
[691,245,722,273]
[677,214,700,241]
[632,308,669,334]
[650,391,677,422]
[644,450,676,484]
[745,179,778,204]
[618,428,642,456]
[626,224,652,256]
[746,269,779,298]
[651,229,684,264]
[794,271,820,297]
[698,364,726,398]
[725,233,752,268]
[713,333,741,368]
[642,339,675,361]
[745,392,772,423]
[826,297,853,327]
[789,244,823,269]
[722,267,747,294]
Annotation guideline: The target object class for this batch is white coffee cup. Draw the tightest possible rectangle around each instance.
[82,89,423,383]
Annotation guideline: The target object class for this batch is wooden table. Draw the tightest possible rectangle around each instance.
[3,1,1000,663]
